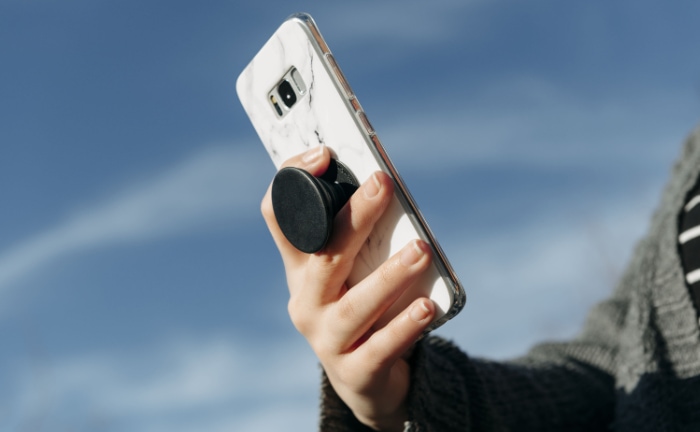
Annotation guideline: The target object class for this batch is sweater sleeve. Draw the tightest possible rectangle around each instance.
[404,337,617,431]
[406,263,639,432]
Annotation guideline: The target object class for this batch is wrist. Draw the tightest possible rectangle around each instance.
[354,407,407,432]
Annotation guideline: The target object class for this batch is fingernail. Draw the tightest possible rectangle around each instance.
[302,146,323,164]
[400,240,425,267]
[363,172,381,198]
[410,299,432,322]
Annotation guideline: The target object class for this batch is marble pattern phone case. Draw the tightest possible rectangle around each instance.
[236,13,464,330]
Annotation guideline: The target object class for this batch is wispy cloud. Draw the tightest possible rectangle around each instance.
[11,335,319,432]
[380,77,687,174]
[0,144,267,291]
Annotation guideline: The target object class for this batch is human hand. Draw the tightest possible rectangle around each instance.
[261,147,436,431]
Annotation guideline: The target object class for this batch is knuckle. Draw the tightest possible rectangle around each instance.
[287,297,311,334]
[314,251,342,268]
[313,340,336,362]
[378,260,396,285]
[309,252,351,279]
[260,194,275,221]
[347,201,377,231]
[373,258,400,292]
[356,342,388,375]
[336,297,358,322]
[333,365,357,388]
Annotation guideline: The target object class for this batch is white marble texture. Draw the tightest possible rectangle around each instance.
[236,14,463,329]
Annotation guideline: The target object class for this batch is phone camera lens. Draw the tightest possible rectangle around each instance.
[277,80,297,108]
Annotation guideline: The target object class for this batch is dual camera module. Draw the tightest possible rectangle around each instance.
[269,67,307,118]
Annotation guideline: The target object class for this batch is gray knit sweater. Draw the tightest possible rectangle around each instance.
[319,126,700,431]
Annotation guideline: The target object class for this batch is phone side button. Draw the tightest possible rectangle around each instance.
[358,112,374,135]
[326,54,353,97]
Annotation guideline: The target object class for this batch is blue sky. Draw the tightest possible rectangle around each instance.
[2,1,700,430]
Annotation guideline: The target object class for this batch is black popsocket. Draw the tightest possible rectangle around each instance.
[271,159,359,253]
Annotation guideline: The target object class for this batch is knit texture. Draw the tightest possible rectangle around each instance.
[319,125,700,431]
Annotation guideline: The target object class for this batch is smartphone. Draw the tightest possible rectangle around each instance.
[236,12,464,331]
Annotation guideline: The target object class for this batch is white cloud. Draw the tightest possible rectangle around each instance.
[11,335,319,432]
[380,77,687,174]
[0,144,268,292]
